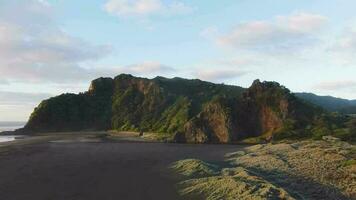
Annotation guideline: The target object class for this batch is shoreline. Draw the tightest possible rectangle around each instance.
[0,130,262,146]
[0,133,242,200]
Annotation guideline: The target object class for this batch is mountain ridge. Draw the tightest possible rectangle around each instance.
[295,92,356,114]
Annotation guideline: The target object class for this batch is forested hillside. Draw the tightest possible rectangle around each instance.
[22,74,356,142]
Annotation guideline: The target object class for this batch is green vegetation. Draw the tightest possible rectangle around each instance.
[172,140,356,199]
[307,113,356,141]
[227,140,356,199]
[346,118,356,140]
[171,160,294,200]
[23,74,356,143]
[170,159,219,177]
[342,159,356,167]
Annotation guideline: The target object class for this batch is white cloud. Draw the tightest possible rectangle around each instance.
[0,0,112,83]
[104,0,192,17]
[216,12,327,52]
[314,80,356,91]
[194,68,247,83]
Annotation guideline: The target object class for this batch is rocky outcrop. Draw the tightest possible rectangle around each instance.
[179,80,321,143]
[183,98,236,143]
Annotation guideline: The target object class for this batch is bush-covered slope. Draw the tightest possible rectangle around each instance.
[24,74,244,135]
[25,77,114,132]
[109,74,245,134]
[23,74,355,142]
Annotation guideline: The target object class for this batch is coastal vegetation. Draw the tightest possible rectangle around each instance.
[23,74,356,143]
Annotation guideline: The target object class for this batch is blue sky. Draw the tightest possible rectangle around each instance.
[1,0,356,121]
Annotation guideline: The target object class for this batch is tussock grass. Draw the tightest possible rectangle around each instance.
[177,166,294,200]
[170,159,219,178]
[171,138,355,199]
[141,132,173,142]
[342,159,356,167]
[228,139,356,199]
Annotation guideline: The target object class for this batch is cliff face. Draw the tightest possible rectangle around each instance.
[24,74,322,142]
[179,80,321,143]
[182,97,236,143]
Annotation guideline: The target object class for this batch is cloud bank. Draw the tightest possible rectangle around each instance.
[216,12,327,52]
[0,0,112,83]
[104,0,192,17]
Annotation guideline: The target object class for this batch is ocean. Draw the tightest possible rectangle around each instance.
[0,121,25,132]
[0,122,26,143]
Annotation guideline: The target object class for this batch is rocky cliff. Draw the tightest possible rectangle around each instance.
[178,80,321,143]
[23,74,330,142]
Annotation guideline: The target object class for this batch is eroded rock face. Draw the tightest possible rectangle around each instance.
[241,79,290,134]
[183,98,236,143]
[181,80,318,143]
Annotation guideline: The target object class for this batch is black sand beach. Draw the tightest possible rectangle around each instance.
[0,138,241,200]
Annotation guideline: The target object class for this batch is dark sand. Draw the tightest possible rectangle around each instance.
[0,139,242,200]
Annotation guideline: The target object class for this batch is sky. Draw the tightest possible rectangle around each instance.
[1,0,356,121]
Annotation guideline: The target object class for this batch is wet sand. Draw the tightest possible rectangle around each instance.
[0,138,242,200]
